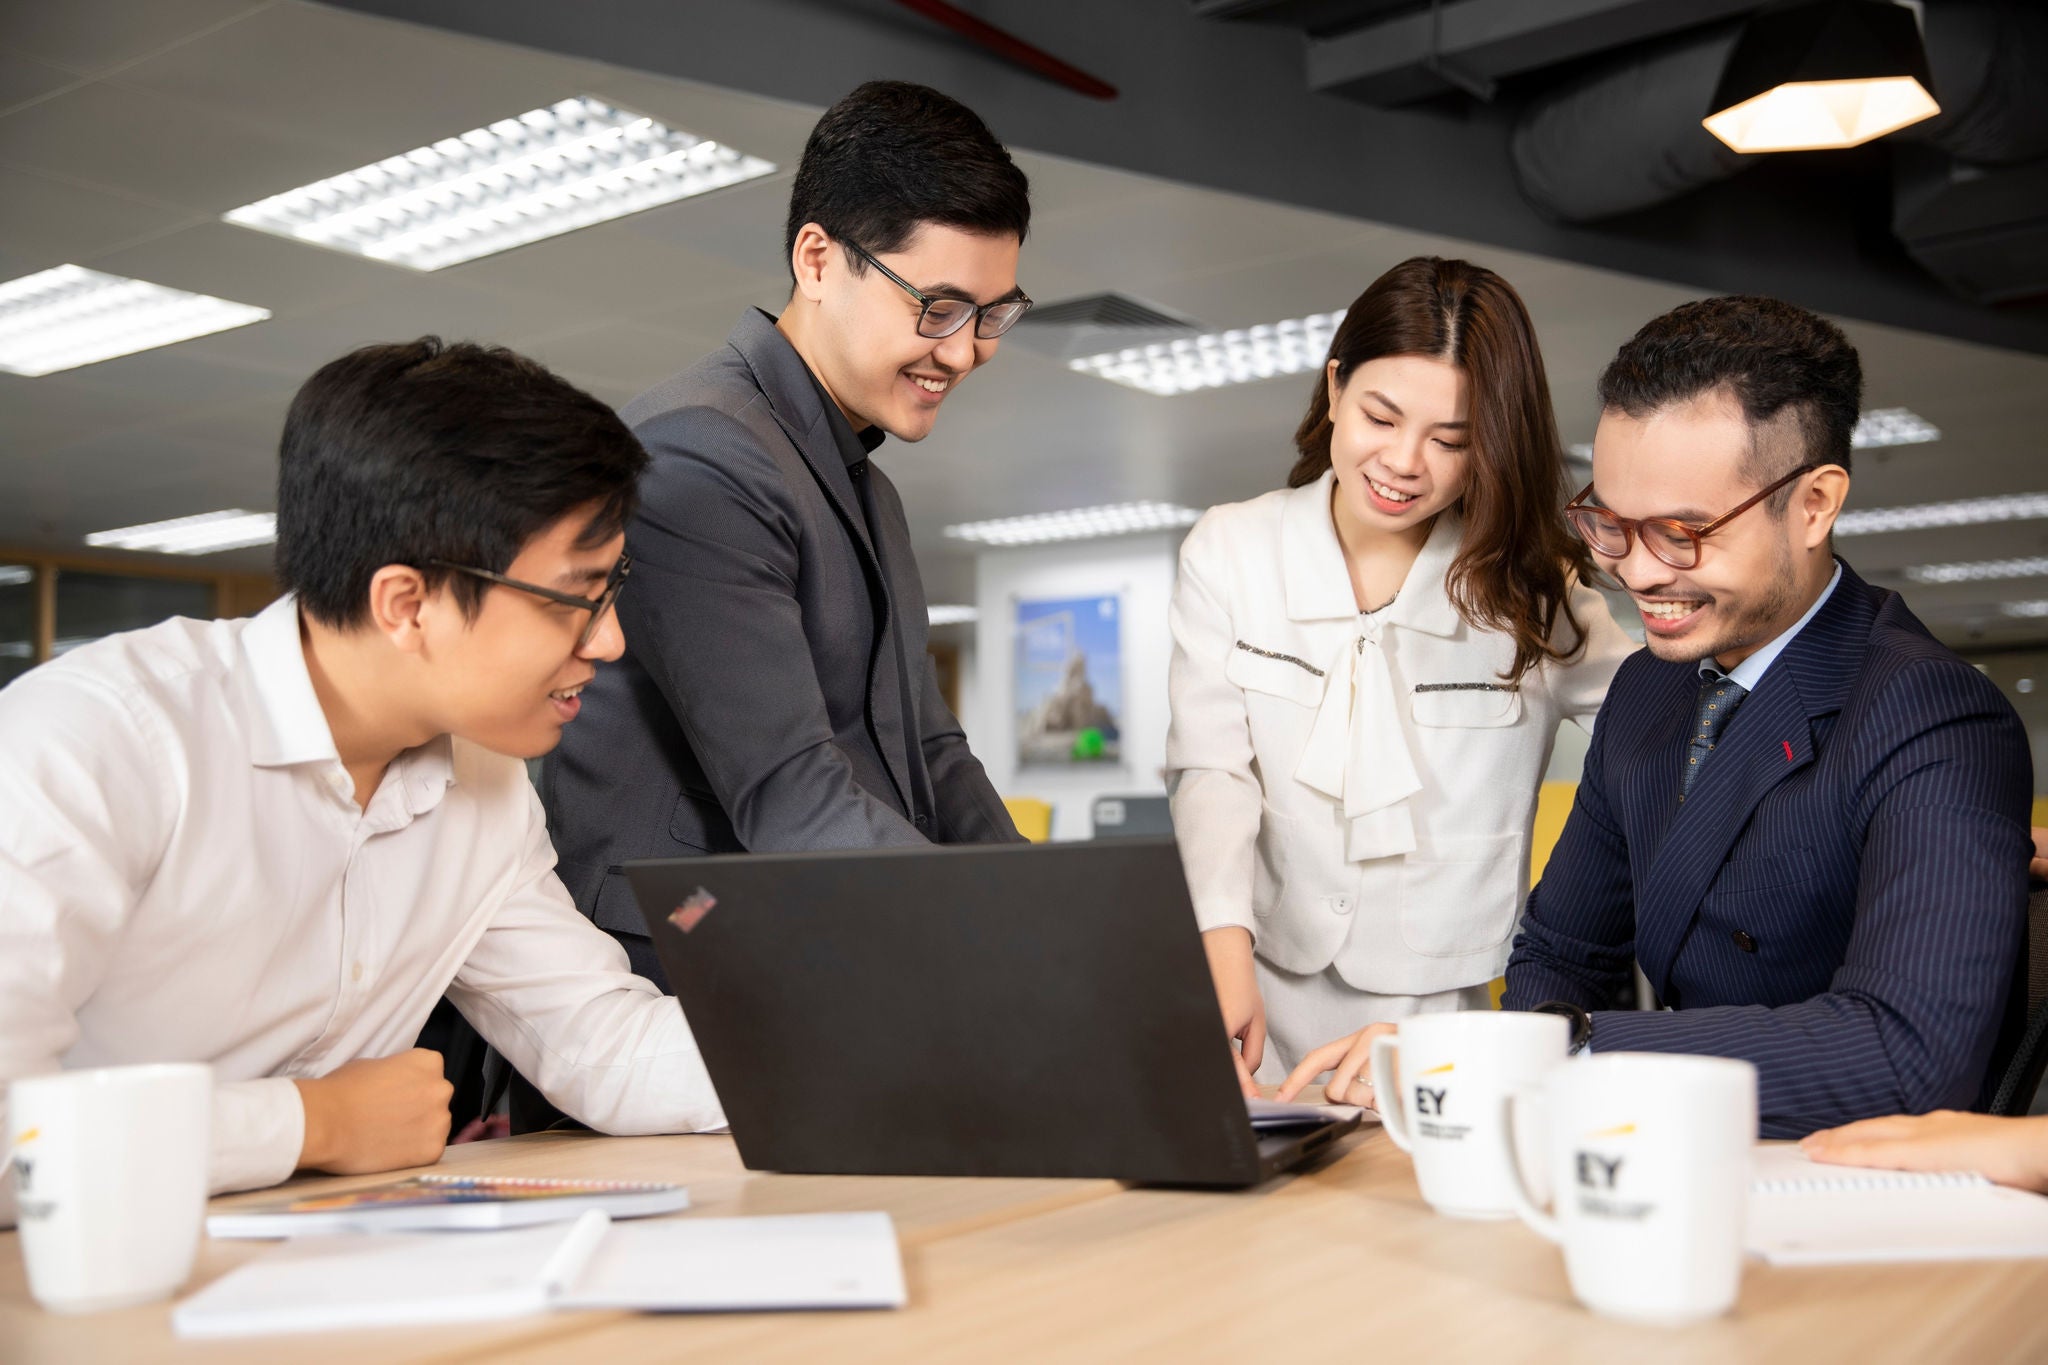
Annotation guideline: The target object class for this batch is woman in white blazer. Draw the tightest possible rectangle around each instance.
[1166,257,1637,1097]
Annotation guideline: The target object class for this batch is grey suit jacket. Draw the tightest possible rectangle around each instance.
[542,308,1020,978]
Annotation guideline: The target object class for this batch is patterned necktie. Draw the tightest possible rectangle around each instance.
[1682,668,1749,800]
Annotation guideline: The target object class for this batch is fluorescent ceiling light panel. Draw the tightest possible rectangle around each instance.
[927,604,980,626]
[945,501,1203,547]
[1904,556,2048,585]
[224,97,775,272]
[0,265,270,377]
[1851,406,1940,448]
[1835,492,2048,537]
[85,510,277,555]
[1069,312,1344,396]
[2001,600,2048,620]
[0,565,32,587]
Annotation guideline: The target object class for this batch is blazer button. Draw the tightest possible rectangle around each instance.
[912,813,930,830]
[1732,930,1758,953]
[1328,895,1353,916]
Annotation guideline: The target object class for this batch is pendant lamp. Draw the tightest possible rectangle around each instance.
[1705,0,1940,154]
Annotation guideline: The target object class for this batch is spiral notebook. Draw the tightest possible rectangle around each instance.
[173,1208,907,1338]
[1747,1145,2048,1265]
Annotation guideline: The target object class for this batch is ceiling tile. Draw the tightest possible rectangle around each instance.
[86,219,395,314]
[108,1,600,163]
[3,0,267,76]
[0,51,81,112]
[0,79,357,213]
[0,163,201,264]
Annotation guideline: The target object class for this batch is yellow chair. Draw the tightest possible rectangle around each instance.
[1003,796,1053,843]
[1488,781,1581,1008]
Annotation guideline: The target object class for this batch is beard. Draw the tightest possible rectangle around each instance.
[1640,537,1799,665]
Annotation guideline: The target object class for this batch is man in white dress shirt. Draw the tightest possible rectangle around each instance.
[0,338,724,1225]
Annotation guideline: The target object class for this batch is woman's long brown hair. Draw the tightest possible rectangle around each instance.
[1288,256,1594,682]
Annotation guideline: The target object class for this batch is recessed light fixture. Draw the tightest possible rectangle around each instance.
[85,509,277,555]
[1068,312,1344,396]
[224,97,776,272]
[1704,0,1939,154]
[0,265,270,377]
[1903,556,2048,585]
[2001,600,2048,620]
[1834,492,2048,537]
[944,501,1203,547]
[1851,406,1940,448]
[927,604,980,626]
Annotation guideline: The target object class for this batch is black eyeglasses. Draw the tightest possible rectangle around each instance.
[842,239,1033,340]
[427,554,631,651]
[1564,466,1820,570]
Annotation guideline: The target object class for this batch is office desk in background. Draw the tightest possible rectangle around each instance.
[5,1117,2047,1364]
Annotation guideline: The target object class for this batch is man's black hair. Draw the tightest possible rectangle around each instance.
[275,337,648,628]
[783,80,1031,278]
[1598,295,1863,504]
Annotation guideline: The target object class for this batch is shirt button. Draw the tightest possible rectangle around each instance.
[1732,930,1758,953]
[351,962,365,983]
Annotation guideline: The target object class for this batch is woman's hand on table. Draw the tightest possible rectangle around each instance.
[1801,1111,2048,1193]
[1203,927,1266,1098]
[1276,1023,1397,1107]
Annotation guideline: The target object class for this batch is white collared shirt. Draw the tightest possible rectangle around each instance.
[1701,562,1843,690]
[0,597,723,1220]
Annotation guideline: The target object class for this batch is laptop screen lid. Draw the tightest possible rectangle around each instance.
[626,838,1271,1186]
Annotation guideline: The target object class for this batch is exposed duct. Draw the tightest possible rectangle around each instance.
[1509,1,2048,303]
[1515,2,2048,222]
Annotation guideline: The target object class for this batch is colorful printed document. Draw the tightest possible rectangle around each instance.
[207,1174,690,1237]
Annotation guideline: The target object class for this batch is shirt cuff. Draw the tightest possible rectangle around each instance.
[208,1076,305,1196]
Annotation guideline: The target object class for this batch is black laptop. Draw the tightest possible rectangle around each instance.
[627,838,1360,1187]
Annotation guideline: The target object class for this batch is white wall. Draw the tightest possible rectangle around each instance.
[960,532,1182,842]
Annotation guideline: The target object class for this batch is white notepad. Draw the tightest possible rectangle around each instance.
[1747,1145,2048,1265]
[172,1209,906,1338]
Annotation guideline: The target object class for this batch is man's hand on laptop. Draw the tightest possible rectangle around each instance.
[293,1048,454,1175]
[1204,926,1265,1097]
[1275,1023,1396,1108]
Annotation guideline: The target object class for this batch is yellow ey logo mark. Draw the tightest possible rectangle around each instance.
[1417,1063,1454,1077]
[13,1127,36,1144]
[1584,1123,1636,1139]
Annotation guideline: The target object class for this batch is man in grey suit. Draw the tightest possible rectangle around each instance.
[540,81,1031,998]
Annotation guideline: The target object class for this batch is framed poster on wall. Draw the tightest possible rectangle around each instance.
[1014,593,1123,766]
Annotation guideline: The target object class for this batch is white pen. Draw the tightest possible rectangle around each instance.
[535,1207,612,1301]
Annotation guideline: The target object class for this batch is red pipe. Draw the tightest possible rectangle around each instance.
[891,0,1118,100]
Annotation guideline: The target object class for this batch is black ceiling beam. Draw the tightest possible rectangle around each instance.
[1308,0,1766,105]
[1190,0,1420,35]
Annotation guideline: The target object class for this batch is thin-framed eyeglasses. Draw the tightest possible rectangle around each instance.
[427,554,631,651]
[842,239,1033,340]
[1564,465,1822,570]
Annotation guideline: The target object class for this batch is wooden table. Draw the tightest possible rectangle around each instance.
[6,1123,2046,1364]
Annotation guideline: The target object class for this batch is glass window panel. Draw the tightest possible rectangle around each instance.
[52,571,214,659]
[0,565,33,690]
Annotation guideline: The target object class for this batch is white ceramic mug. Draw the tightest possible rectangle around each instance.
[7,1063,212,1313]
[1501,1052,1756,1325]
[1369,1010,1570,1219]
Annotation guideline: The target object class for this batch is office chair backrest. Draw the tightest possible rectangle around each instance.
[1984,883,2048,1116]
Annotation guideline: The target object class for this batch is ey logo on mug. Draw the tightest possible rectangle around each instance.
[1574,1123,1652,1221]
[1413,1062,1453,1117]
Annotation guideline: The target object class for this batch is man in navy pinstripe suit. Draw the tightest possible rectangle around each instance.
[1501,296,2033,1139]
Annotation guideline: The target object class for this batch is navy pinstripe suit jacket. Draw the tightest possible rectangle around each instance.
[1503,562,2032,1138]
